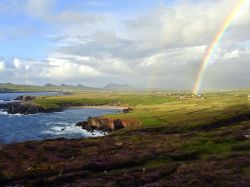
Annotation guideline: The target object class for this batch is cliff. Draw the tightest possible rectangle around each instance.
[4,102,62,114]
[76,117,141,132]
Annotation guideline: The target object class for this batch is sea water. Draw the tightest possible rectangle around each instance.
[0,92,119,144]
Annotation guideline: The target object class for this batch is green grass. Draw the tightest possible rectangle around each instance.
[0,89,250,186]
[31,89,250,128]
[31,91,179,109]
[33,96,114,109]
[182,138,236,156]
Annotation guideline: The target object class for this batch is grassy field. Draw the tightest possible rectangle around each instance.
[0,89,250,186]
[31,91,178,108]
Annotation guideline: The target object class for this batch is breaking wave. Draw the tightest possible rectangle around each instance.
[0,109,8,115]
[42,122,105,138]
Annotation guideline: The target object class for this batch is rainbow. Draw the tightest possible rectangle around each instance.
[192,0,248,95]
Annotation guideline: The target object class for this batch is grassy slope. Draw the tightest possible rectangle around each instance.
[31,91,177,109]
[0,90,250,186]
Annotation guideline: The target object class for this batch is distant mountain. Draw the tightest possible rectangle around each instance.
[77,84,89,88]
[44,83,56,87]
[104,83,134,90]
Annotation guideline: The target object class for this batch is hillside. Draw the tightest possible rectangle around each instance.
[0,89,249,186]
[0,83,97,93]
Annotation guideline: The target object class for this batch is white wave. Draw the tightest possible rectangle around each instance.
[10,113,38,117]
[8,113,24,117]
[51,126,67,131]
[27,113,39,116]
[0,109,8,115]
[3,112,39,117]
[0,110,25,117]
[0,100,8,104]
[54,112,65,114]
[45,122,70,126]
[41,130,55,134]
[0,99,19,104]
[42,122,105,137]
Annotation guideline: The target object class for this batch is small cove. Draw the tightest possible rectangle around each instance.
[0,92,120,144]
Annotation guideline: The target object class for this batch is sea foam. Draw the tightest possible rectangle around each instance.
[0,109,8,115]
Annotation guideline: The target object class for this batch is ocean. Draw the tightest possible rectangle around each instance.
[0,92,119,144]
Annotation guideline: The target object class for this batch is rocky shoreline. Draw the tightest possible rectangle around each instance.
[0,95,135,115]
[0,95,62,114]
[0,102,62,114]
[0,102,132,115]
[0,95,139,132]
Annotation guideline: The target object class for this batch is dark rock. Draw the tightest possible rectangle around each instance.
[123,107,133,113]
[4,102,62,115]
[0,103,7,109]
[7,103,44,114]
[15,96,36,101]
[15,96,23,100]
[0,88,13,93]
[76,117,141,132]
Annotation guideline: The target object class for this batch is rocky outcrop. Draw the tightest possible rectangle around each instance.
[0,88,13,93]
[76,117,141,132]
[122,107,132,113]
[15,96,36,101]
[4,102,62,114]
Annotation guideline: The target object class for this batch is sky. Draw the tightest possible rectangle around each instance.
[0,0,249,90]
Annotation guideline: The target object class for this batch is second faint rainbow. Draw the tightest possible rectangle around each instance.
[193,0,248,95]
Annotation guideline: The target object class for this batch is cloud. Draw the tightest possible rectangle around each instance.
[52,11,106,25]
[0,0,107,33]
[24,0,107,27]
[222,50,240,60]
[25,0,55,17]
[13,58,22,69]
[125,0,250,48]
[203,48,250,89]
[39,58,101,80]
[0,0,249,89]
[0,61,5,72]
[56,32,158,60]
[46,52,136,76]
[139,46,205,68]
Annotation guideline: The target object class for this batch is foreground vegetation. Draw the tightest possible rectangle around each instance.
[0,89,250,186]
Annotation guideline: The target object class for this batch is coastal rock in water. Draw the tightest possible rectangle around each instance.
[15,96,36,101]
[123,107,132,113]
[76,117,141,132]
[6,102,44,114]
[5,102,62,114]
